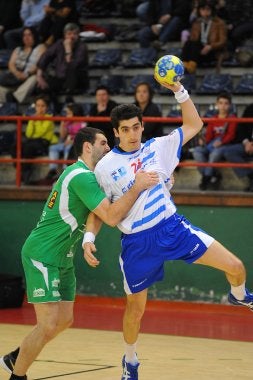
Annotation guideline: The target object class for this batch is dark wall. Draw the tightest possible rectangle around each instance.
[0,200,252,302]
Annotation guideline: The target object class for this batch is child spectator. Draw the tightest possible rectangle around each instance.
[11,94,58,184]
[192,92,237,190]
[45,103,86,182]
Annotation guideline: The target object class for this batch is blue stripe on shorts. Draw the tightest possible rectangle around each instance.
[120,213,214,294]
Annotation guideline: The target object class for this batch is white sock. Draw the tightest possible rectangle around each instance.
[231,282,246,300]
[125,342,138,365]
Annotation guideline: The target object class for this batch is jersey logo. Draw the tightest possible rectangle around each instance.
[131,158,142,173]
[111,167,127,181]
[47,190,58,209]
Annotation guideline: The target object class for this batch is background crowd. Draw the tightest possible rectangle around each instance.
[0,0,252,190]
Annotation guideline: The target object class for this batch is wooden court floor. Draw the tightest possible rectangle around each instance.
[1,323,253,380]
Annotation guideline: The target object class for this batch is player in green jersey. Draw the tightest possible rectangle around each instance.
[0,127,159,380]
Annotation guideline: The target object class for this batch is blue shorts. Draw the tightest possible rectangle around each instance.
[119,213,214,294]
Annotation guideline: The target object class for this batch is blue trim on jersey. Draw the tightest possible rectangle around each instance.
[148,183,162,197]
[132,205,166,229]
[142,151,155,164]
[144,194,165,210]
[177,128,183,159]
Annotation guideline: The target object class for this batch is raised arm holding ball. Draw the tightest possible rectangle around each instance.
[83,55,253,380]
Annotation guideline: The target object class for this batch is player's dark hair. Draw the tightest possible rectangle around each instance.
[110,104,143,130]
[74,127,105,156]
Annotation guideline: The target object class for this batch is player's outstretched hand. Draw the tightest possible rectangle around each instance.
[154,72,181,93]
[134,170,159,192]
[83,242,100,267]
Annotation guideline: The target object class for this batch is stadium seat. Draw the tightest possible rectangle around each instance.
[124,47,157,67]
[125,74,160,94]
[197,73,233,94]
[90,48,122,68]
[234,73,253,94]
[0,49,12,68]
[95,75,126,95]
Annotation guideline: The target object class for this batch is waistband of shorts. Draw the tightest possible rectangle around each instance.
[121,212,178,239]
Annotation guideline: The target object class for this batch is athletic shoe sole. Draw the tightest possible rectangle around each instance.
[0,356,12,374]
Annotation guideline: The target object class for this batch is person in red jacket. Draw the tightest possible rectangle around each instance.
[192,92,237,190]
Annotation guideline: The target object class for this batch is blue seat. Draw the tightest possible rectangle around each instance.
[90,49,122,68]
[124,47,157,67]
[96,75,126,95]
[197,74,233,94]
[234,74,253,94]
[126,74,160,94]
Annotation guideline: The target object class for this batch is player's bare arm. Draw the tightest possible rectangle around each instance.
[154,75,203,145]
[93,170,159,227]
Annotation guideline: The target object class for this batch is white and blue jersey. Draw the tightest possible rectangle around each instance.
[95,129,183,234]
[95,128,214,294]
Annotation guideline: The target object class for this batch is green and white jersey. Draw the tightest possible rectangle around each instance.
[22,159,106,268]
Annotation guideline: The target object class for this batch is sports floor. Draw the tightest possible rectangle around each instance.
[1,296,253,379]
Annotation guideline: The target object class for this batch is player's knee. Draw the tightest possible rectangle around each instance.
[230,257,245,277]
[40,321,59,341]
[126,303,145,323]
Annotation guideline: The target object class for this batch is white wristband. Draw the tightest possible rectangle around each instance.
[83,232,95,245]
[174,85,189,103]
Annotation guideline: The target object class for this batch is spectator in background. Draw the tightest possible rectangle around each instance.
[223,103,253,192]
[39,0,78,47]
[181,0,227,73]
[36,23,89,113]
[88,85,118,149]
[0,27,46,104]
[4,0,49,49]
[192,92,237,190]
[134,81,163,142]
[11,94,58,185]
[0,0,21,48]
[221,0,253,51]
[44,103,86,183]
[138,0,191,49]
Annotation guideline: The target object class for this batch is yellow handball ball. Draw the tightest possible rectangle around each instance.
[154,55,184,85]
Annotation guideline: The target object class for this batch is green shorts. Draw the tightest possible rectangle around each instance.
[22,255,76,303]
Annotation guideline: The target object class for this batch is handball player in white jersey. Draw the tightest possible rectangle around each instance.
[84,79,253,380]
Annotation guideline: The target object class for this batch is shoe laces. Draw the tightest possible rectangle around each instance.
[122,362,132,380]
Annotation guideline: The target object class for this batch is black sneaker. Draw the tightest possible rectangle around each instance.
[0,352,16,374]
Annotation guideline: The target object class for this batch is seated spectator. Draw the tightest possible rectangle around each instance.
[223,103,253,192]
[192,92,237,190]
[133,81,162,142]
[11,94,58,185]
[36,23,89,112]
[88,85,118,149]
[138,0,191,49]
[0,27,46,104]
[45,102,86,182]
[4,0,49,49]
[221,0,253,52]
[181,0,227,73]
[0,0,21,48]
[39,0,78,47]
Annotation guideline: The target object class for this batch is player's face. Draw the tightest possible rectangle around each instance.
[91,133,110,165]
[114,117,144,152]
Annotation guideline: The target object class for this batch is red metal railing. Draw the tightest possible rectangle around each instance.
[0,115,253,187]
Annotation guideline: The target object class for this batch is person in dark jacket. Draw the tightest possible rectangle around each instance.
[88,85,118,149]
[36,23,89,110]
[138,0,191,48]
[223,103,253,191]
[134,81,162,142]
